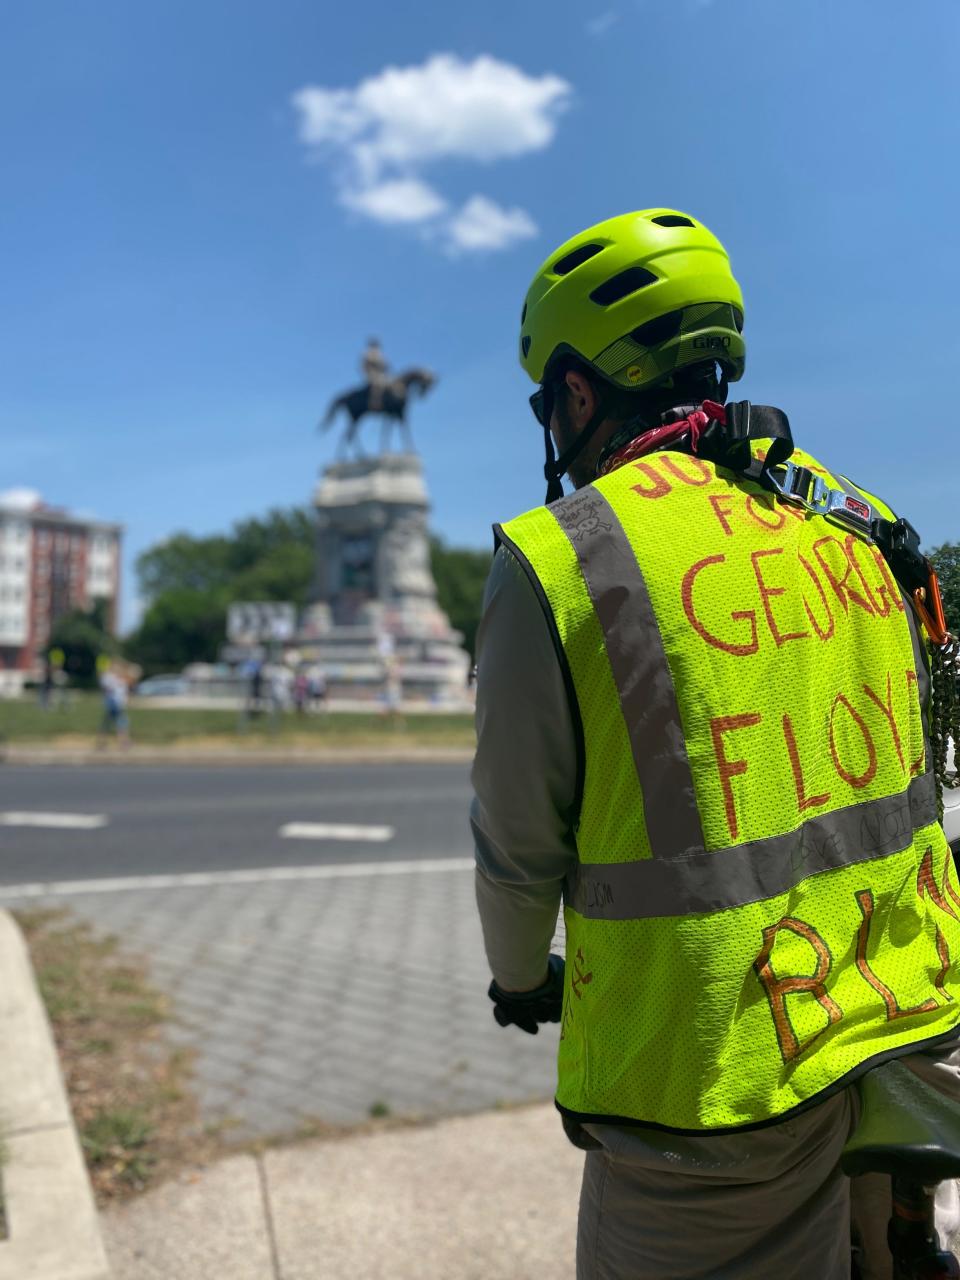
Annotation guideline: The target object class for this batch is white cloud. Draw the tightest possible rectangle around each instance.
[444,196,538,254]
[292,87,366,149]
[291,54,570,253]
[586,10,620,36]
[341,178,447,224]
[293,55,570,177]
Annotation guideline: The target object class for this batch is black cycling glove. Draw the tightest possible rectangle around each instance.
[488,954,565,1035]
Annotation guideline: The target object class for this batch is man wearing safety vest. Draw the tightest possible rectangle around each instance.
[472,209,960,1278]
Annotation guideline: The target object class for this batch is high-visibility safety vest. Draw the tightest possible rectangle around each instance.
[497,442,960,1133]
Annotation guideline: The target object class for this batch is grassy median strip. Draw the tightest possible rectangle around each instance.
[0,693,475,749]
[14,909,218,1205]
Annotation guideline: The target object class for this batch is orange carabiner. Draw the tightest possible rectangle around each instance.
[913,568,950,647]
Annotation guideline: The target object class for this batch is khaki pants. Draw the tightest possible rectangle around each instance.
[576,1044,960,1280]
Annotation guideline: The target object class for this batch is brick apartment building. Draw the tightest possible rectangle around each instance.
[0,490,122,680]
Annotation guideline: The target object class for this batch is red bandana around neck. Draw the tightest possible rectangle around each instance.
[597,400,727,478]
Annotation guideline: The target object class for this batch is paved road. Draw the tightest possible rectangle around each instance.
[0,763,560,1142]
[0,763,474,883]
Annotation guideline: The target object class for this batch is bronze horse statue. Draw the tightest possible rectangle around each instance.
[321,367,436,457]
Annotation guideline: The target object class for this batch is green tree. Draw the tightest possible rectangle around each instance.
[430,537,492,658]
[48,598,115,684]
[928,542,960,635]
[232,542,316,605]
[227,509,315,576]
[135,533,234,600]
[134,508,315,603]
[125,588,229,675]
[126,507,317,676]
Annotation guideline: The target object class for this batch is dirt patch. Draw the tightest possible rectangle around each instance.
[13,909,222,1206]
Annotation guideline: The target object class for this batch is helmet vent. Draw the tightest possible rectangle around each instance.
[553,243,604,276]
[631,309,683,347]
[521,303,527,324]
[651,214,695,228]
[733,306,744,334]
[590,266,658,307]
[521,335,532,358]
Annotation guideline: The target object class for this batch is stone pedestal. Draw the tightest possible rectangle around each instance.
[295,454,471,703]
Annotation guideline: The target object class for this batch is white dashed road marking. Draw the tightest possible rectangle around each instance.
[0,811,109,830]
[0,857,474,900]
[279,822,395,842]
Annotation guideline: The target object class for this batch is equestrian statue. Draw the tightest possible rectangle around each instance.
[321,339,437,458]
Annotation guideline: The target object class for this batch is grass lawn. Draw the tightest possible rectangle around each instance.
[0,693,475,749]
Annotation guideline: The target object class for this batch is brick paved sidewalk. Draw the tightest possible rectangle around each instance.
[0,863,563,1142]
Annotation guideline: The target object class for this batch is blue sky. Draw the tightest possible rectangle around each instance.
[2,0,958,630]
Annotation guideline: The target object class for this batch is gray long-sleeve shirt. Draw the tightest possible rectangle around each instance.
[471,544,579,990]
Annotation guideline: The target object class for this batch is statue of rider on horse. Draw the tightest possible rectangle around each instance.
[321,339,437,458]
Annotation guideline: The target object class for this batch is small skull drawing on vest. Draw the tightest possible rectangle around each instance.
[560,494,613,546]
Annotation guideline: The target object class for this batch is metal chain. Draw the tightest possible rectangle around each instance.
[930,633,960,821]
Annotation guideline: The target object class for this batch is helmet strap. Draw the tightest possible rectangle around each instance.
[543,423,564,504]
[540,361,731,504]
[542,385,610,505]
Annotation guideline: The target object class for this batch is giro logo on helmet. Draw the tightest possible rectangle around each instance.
[693,335,732,351]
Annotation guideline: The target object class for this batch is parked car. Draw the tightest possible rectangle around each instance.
[944,741,960,855]
[134,674,190,697]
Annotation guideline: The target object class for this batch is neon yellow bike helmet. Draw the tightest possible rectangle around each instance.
[520,208,745,392]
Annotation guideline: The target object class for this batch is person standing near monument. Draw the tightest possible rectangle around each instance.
[362,337,390,413]
[96,658,131,748]
[472,208,960,1277]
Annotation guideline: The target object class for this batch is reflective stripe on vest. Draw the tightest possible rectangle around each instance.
[498,442,960,1132]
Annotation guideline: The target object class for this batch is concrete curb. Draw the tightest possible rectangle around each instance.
[0,745,474,768]
[0,910,111,1280]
